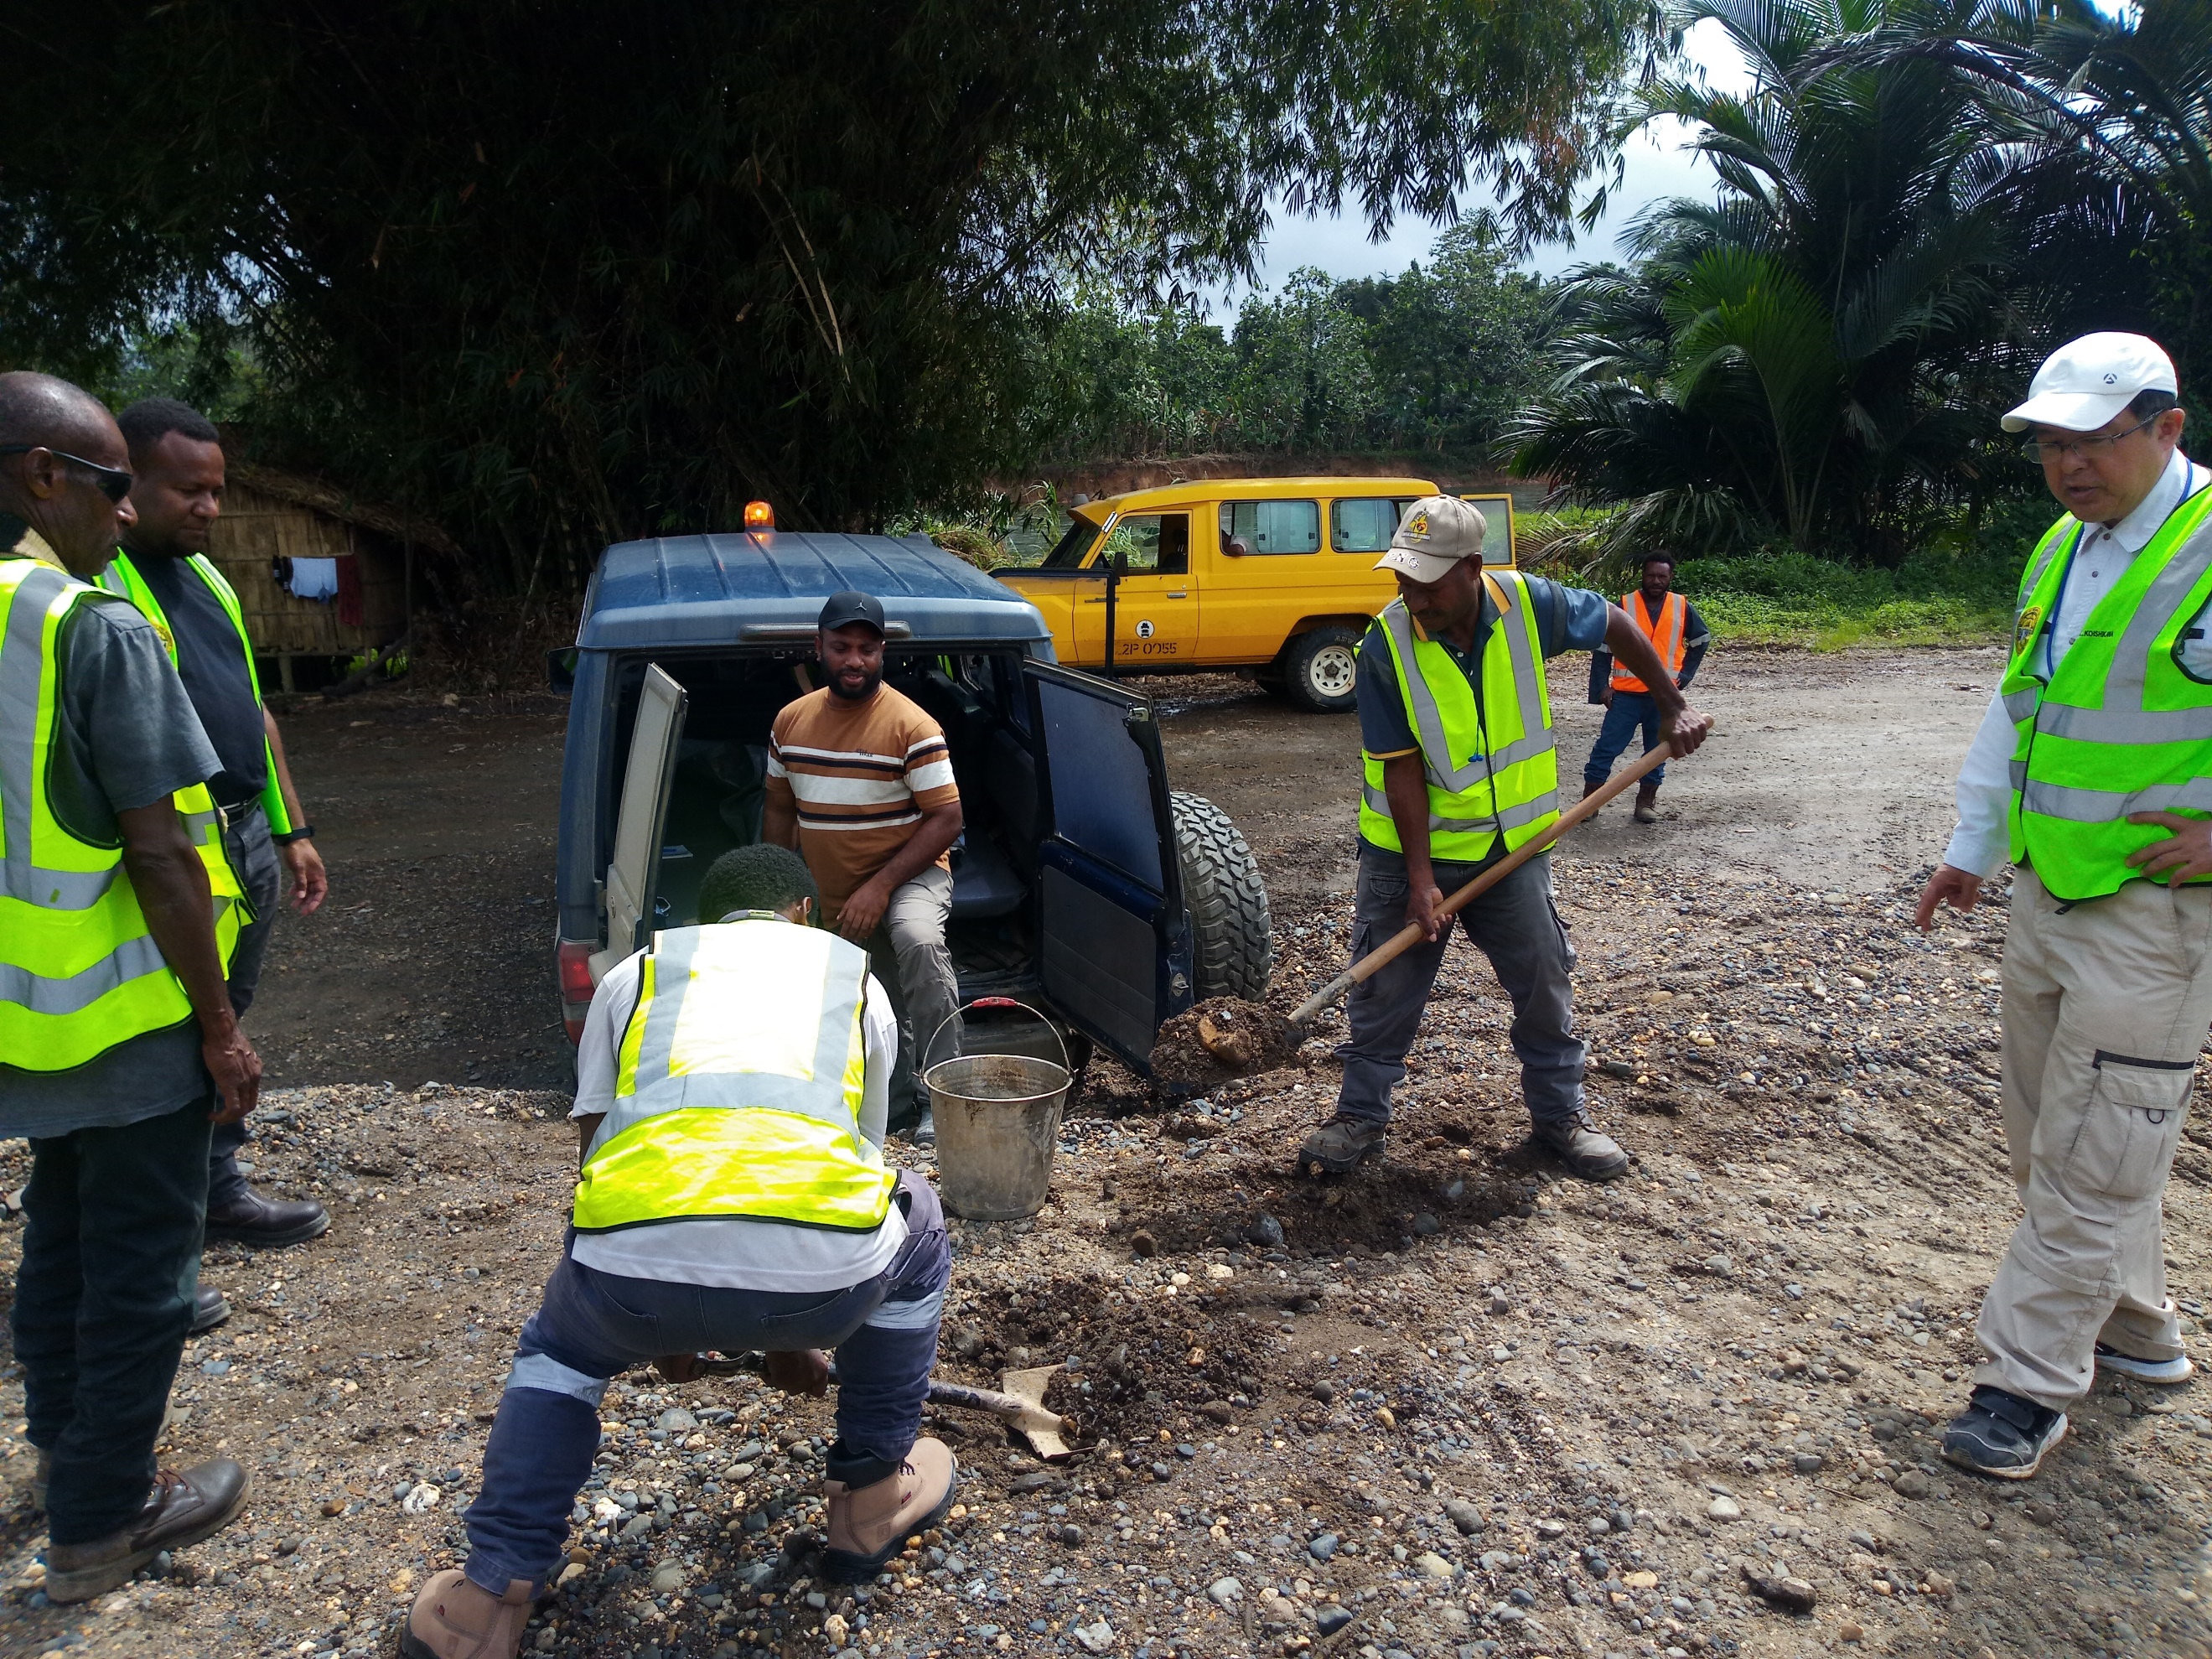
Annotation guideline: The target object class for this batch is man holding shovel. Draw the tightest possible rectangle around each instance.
[401,844,954,1659]
[1298,498,1712,1181]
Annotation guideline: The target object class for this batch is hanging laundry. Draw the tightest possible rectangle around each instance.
[288,557,339,602]
[334,555,365,626]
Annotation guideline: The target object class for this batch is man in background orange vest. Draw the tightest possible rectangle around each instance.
[1583,553,1710,823]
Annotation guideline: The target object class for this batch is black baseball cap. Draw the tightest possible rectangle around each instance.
[816,590,885,634]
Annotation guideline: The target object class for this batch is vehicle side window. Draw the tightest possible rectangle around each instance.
[1218,500,1320,556]
[1099,513,1189,576]
[1040,519,1102,570]
[1330,497,1417,553]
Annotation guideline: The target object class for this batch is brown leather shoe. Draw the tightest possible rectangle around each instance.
[1631,783,1660,824]
[823,1438,958,1584]
[401,1569,534,1659]
[44,1458,247,1602]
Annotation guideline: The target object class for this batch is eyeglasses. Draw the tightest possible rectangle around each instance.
[0,443,134,504]
[2018,417,2158,464]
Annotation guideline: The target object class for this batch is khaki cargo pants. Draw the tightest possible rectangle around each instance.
[1976,865,2212,1409]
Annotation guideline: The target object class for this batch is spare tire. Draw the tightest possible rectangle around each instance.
[1171,791,1273,1001]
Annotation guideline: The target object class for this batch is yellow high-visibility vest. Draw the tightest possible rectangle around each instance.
[1358,573,1560,863]
[2002,478,2212,900]
[96,548,293,833]
[0,552,246,1070]
[572,916,897,1234]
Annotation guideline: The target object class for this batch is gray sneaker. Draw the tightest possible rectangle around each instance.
[1531,1111,1629,1180]
[909,1104,936,1148]
[1298,1115,1387,1175]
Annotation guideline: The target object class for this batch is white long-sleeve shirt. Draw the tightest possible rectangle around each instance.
[566,925,908,1290]
[1945,447,2212,875]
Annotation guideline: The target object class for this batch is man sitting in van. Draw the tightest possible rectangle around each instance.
[765,590,965,1141]
[401,843,956,1659]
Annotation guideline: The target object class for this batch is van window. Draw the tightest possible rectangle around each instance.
[1330,497,1417,553]
[1099,513,1190,576]
[1040,518,1101,570]
[1218,500,1320,556]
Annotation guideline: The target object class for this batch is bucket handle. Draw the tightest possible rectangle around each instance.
[924,996,1070,1079]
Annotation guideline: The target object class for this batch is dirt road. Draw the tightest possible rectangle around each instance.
[3,647,2209,1659]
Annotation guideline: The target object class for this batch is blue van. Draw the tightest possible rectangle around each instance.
[549,529,1272,1080]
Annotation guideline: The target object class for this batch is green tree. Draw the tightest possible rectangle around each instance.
[1,0,1659,594]
[1506,0,2072,560]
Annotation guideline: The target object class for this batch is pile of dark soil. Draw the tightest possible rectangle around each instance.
[1146,995,1300,1097]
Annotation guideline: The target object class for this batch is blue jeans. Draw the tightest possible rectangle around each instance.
[1333,846,1585,1128]
[463,1169,951,1596]
[1583,689,1665,790]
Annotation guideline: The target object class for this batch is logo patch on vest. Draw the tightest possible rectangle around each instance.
[2013,604,2043,659]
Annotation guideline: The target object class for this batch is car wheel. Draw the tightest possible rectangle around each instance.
[1283,626,1361,713]
[1171,791,1272,1001]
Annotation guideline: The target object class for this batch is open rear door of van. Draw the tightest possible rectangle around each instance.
[1023,661,1193,1071]
[593,663,688,981]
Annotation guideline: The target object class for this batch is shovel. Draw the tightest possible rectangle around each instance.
[1289,742,1676,1025]
[691,1351,1078,1461]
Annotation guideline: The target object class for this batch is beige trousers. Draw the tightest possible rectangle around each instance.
[1976,865,2212,1408]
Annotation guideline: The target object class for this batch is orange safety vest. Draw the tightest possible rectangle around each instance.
[1611,591,1686,694]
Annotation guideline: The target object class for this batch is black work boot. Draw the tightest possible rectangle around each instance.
[1531,1111,1629,1181]
[1298,1114,1387,1174]
[205,1189,330,1248]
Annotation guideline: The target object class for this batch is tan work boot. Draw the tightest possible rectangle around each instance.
[401,1569,534,1659]
[1632,783,1660,824]
[823,1439,958,1584]
[45,1458,247,1603]
[1531,1111,1630,1181]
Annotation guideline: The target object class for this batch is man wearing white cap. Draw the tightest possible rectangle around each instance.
[1298,495,1712,1181]
[1919,332,2212,1480]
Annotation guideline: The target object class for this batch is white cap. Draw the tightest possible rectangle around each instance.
[2002,332,2178,433]
[1374,494,1489,584]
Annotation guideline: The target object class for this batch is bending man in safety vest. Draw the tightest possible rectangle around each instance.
[1583,552,1710,824]
[0,371,257,1601]
[1919,333,2212,1480]
[1299,496,1712,1182]
[404,842,954,1659]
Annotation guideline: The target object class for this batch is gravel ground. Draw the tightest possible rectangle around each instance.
[0,657,2208,1659]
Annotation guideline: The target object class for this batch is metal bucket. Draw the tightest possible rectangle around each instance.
[924,998,1071,1221]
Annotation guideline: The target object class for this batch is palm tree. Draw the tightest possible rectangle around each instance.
[1507,0,2056,559]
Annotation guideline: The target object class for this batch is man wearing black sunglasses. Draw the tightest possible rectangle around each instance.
[0,371,256,1597]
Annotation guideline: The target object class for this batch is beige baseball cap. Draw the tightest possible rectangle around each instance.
[1375,495,1488,584]
[2002,332,2178,433]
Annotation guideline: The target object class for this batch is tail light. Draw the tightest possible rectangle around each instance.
[743,500,774,531]
[557,939,597,1044]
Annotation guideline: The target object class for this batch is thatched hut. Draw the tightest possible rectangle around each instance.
[204,463,458,691]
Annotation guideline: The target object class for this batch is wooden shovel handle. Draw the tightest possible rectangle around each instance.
[1290,743,1673,1024]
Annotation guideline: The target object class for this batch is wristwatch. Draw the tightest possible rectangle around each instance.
[272,824,316,845]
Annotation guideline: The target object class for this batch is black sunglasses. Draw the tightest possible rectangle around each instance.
[0,443,134,504]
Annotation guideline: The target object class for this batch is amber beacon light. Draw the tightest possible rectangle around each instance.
[743,500,775,531]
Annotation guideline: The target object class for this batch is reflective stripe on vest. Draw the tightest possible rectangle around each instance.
[96,549,293,834]
[1610,591,1686,693]
[0,557,246,1070]
[572,918,897,1234]
[2002,480,2212,899]
[1357,574,1559,863]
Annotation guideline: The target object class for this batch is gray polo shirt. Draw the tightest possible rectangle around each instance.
[0,547,224,1138]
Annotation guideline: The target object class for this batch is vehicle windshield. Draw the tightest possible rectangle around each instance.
[1039,517,1101,570]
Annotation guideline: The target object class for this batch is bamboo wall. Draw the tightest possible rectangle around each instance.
[205,480,407,657]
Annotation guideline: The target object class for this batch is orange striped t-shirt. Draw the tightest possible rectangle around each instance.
[766,685,960,919]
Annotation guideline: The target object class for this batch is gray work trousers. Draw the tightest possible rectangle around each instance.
[863,865,961,1111]
[1976,865,2212,1408]
[1333,844,1585,1128]
[210,803,282,1207]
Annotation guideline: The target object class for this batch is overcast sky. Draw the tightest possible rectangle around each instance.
[1199,18,1757,314]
